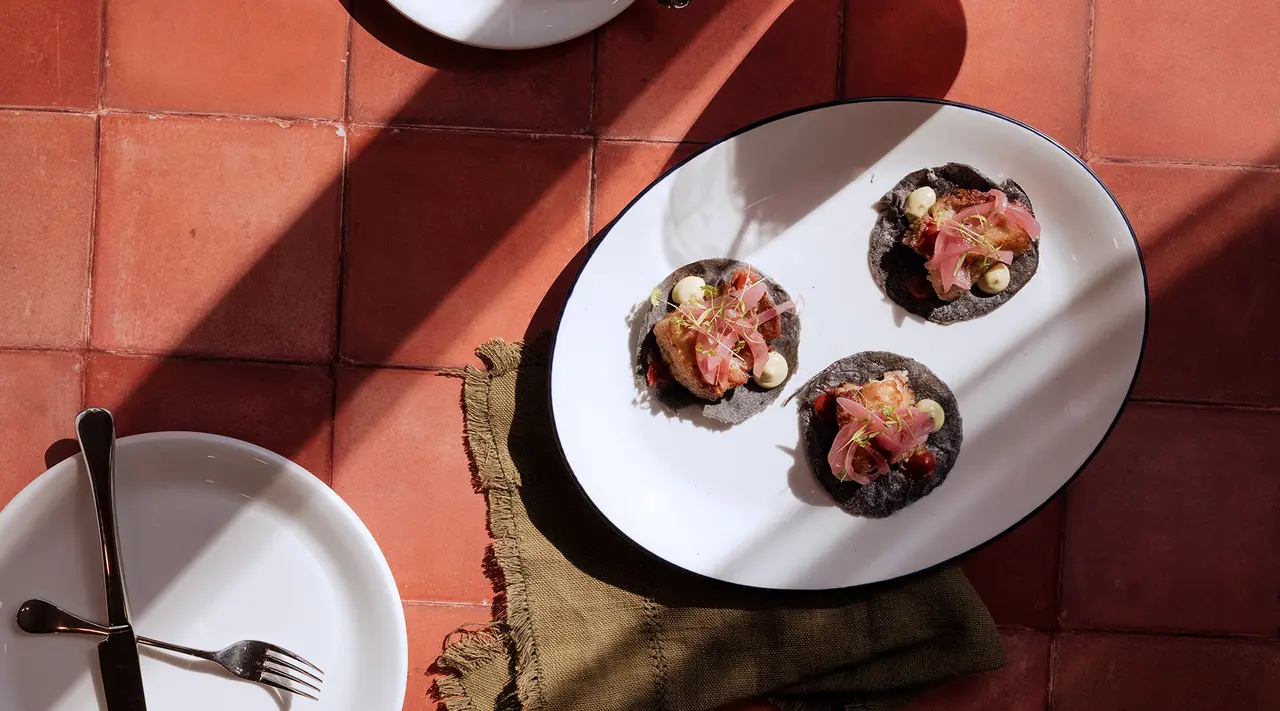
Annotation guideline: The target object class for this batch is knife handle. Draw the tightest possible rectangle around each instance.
[77,408,132,629]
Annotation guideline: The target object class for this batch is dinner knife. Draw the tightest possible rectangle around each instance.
[77,408,148,711]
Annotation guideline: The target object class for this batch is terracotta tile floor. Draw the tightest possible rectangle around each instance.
[1,1,1277,709]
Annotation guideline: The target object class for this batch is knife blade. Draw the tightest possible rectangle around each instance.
[97,633,149,708]
[77,407,148,711]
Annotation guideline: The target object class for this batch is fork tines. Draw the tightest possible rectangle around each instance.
[259,645,324,701]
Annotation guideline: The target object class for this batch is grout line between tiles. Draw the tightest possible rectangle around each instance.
[326,13,357,489]
[96,0,108,110]
[0,105,347,128]
[347,120,590,140]
[0,103,706,152]
[596,136,708,148]
[593,133,705,145]
[77,350,90,412]
[1046,632,1060,711]
[79,347,333,369]
[83,111,103,340]
[587,137,599,239]
[92,106,344,126]
[0,344,472,374]
[0,106,345,126]
[0,105,99,116]
[0,344,82,356]
[0,104,706,145]
[343,11,355,126]
[338,360,468,374]
[402,599,494,609]
[1053,479,1069,635]
[1092,155,1280,172]
[1079,0,1096,161]
[835,0,846,99]
[585,26,601,237]
[589,25,600,135]
[1128,397,1280,413]
[1056,627,1279,644]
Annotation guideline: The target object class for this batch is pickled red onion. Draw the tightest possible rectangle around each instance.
[838,398,887,431]
[874,406,935,462]
[829,420,889,484]
[753,301,796,327]
[1003,203,1041,240]
[827,398,935,480]
[985,189,1009,212]
[738,279,768,312]
[681,278,793,386]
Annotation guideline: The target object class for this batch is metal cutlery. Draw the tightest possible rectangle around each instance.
[19,407,324,703]
[77,407,149,711]
[18,598,324,701]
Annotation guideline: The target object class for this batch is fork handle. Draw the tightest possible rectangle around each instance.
[76,408,132,629]
[17,601,217,663]
[134,636,217,663]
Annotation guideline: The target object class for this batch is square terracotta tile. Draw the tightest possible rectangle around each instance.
[1061,403,1280,637]
[349,0,592,132]
[0,0,102,108]
[0,111,96,349]
[104,0,348,118]
[841,0,966,102]
[596,0,840,142]
[332,368,493,602]
[899,629,1049,710]
[92,114,343,362]
[1095,162,1280,406]
[1089,1,1280,164]
[844,0,1090,152]
[403,602,493,708]
[85,354,334,479]
[342,127,589,367]
[1053,634,1280,711]
[961,499,1062,630]
[0,351,82,507]
[593,140,702,233]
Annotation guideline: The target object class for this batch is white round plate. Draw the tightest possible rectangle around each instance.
[550,99,1147,590]
[0,433,407,710]
[386,0,637,50]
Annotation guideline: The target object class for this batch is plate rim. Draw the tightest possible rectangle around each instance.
[382,0,638,51]
[0,430,409,709]
[547,96,1151,591]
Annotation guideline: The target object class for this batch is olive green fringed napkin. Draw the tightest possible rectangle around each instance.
[435,339,1004,711]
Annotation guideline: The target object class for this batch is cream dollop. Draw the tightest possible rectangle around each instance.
[671,275,707,304]
[753,351,789,389]
[915,399,945,432]
[977,263,1010,295]
[904,186,937,221]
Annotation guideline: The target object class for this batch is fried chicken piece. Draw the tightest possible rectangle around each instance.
[652,312,748,400]
[833,370,916,428]
[904,189,1035,301]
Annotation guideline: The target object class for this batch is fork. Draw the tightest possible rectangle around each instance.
[17,599,324,701]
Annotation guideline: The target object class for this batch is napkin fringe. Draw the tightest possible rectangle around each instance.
[437,626,508,711]
[439,338,549,711]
